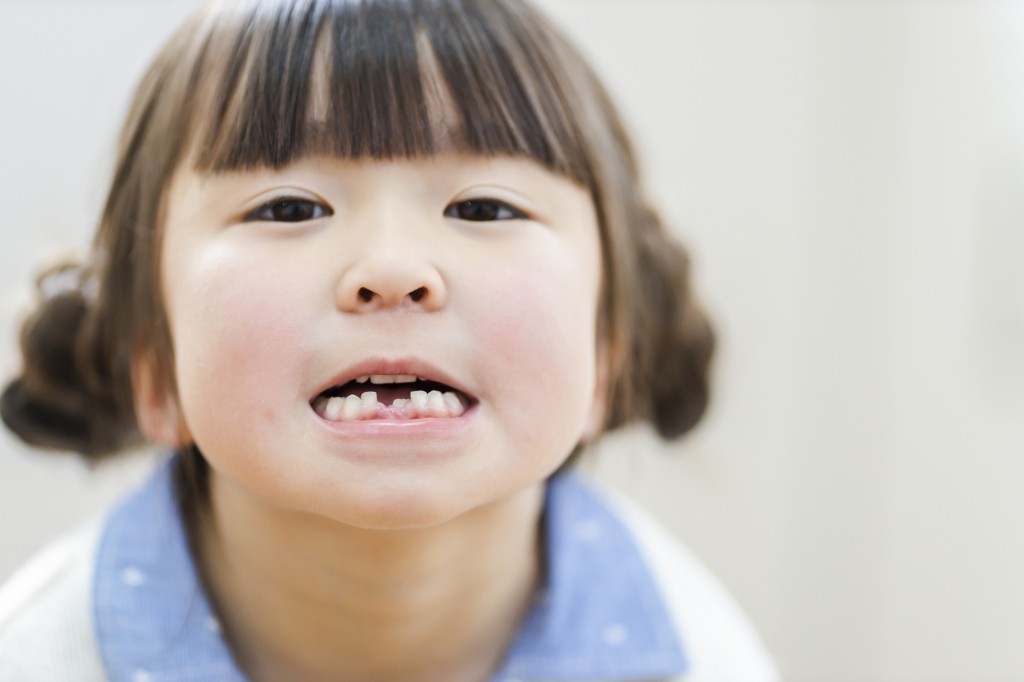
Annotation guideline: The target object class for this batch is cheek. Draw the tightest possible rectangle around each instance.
[468,243,601,443]
[165,246,311,433]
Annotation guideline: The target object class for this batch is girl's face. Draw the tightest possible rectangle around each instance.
[153,155,604,528]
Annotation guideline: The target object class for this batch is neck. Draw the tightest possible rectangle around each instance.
[196,474,544,682]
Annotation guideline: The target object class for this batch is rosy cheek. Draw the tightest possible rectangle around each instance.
[467,247,599,423]
[167,246,310,425]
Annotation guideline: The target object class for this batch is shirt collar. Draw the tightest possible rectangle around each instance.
[492,473,688,681]
[94,457,245,682]
[94,456,687,682]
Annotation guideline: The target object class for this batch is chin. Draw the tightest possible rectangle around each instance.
[304,478,482,531]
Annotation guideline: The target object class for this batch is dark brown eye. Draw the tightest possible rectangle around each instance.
[444,199,527,222]
[245,198,332,223]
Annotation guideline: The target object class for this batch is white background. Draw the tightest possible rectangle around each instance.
[2,1,1023,680]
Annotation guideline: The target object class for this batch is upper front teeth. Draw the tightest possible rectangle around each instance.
[356,374,419,384]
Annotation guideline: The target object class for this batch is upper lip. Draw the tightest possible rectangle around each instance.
[311,357,476,400]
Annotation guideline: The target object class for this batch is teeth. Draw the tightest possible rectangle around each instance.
[368,374,417,385]
[325,396,344,421]
[318,388,468,421]
[443,391,463,414]
[356,376,370,384]
[343,395,361,418]
[427,390,445,413]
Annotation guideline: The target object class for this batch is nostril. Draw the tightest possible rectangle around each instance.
[358,287,374,303]
[409,287,426,302]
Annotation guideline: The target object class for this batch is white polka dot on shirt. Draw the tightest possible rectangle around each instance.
[574,519,603,542]
[602,623,630,647]
[121,567,146,587]
[131,669,153,682]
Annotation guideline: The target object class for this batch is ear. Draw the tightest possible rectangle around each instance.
[581,342,610,441]
[131,350,191,447]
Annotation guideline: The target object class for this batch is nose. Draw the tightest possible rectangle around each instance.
[335,240,447,313]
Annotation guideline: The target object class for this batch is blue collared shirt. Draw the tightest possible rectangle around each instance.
[93,457,687,681]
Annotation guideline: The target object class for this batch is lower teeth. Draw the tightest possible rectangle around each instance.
[318,389,466,422]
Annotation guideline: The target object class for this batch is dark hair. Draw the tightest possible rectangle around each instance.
[2,0,714,471]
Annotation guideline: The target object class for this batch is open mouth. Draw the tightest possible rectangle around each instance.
[311,374,474,422]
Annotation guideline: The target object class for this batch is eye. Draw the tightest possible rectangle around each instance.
[244,197,332,223]
[444,198,527,222]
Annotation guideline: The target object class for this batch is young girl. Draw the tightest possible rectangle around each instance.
[0,0,776,680]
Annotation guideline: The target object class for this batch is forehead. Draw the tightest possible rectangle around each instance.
[172,0,597,190]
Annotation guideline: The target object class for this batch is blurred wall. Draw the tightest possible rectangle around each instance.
[1,1,1022,680]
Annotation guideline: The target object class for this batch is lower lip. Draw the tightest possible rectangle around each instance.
[310,404,478,440]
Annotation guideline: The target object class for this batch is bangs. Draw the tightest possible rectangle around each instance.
[183,0,594,186]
